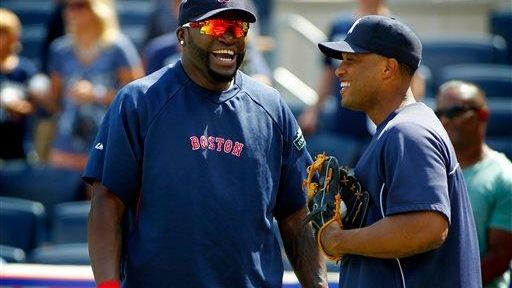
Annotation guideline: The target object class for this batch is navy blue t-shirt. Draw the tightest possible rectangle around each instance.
[83,61,311,287]
[342,103,481,288]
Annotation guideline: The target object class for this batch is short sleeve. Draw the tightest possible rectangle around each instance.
[382,123,451,221]
[489,170,512,232]
[274,97,310,220]
[47,39,61,75]
[112,34,142,70]
[83,86,144,205]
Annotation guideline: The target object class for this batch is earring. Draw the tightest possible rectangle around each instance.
[180,40,185,45]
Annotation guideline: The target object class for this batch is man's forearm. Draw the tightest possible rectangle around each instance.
[88,184,125,283]
[322,211,448,259]
[279,208,328,288]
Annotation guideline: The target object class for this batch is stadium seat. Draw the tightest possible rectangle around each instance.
[0,244,27,263]
[491,9,512,64]
[0,197,47,253]
[487,138,512,160]
[52,201,90,244]
[0,163,84,220]
[487,108,512,138]
[437,64,512,99]
[29,243,90,265]
[421,35,508,96]
[0,2,52,26]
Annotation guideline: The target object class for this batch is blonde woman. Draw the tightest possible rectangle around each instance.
[0,9,38,161]
[46,0,143,171]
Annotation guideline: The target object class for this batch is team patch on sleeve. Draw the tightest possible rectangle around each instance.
[293,128,306,151]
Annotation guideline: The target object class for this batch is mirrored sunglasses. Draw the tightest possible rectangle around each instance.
[182,19,249,38]
[434,106,480,119]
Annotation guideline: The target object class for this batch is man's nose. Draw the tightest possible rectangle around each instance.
[335,62,346,78]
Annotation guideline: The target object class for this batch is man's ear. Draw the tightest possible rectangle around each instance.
[176,27,186,45]
[383,58,399,79]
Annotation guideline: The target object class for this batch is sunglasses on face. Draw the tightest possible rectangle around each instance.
[66,1,89,10]
[434,105,480,119]
[182,19,249,38]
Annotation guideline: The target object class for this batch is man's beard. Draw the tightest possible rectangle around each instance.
[188,37,245,83]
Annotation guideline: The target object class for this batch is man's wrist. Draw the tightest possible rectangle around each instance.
[98,280,120,288]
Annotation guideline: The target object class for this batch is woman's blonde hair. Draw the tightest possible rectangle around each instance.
[0,8,21,37]
[90,0,120,44]
[72,0,120,44]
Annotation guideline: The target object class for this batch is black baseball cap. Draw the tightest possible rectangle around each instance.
[318,15,422,70]
[178,0,257,26]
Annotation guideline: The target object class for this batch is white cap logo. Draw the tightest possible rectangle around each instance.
[347,18,362,35]
[218,0,231,3]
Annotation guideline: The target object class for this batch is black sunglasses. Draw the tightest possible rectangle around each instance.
[434,106,480,119]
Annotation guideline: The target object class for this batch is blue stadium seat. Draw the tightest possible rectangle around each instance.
[0,244,27,263]
[491,10,512,64]
[421,35,508,96]
[117,2,152,27]
[29,243,90,265]
[52,201,90,244]
[0,197,47,253]
[487,108,512,138]
[0,163,84,220]
[437,64,512,99]
[487,137,512,160]
[486,108,512,159]
[0,2,52,26]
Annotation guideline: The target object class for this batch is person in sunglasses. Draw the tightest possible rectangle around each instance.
[436,80,512,288]
[85,0,328,287]
[316,16,481,287]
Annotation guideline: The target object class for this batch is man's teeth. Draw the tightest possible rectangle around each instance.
[340,82,350,88]
[213,49,235,55]
[212,50,235,62]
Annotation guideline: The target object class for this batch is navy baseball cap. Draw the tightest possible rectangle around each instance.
[318,15,422,70]
[178,0,257,26]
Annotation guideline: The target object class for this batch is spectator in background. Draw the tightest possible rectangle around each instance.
[298,0,425,165]
[144,0,177,45]
[40,0,66,74]
[42,0,144,171]
[0,9,38,161]
[436,80,512,288]
[143,0,272,85]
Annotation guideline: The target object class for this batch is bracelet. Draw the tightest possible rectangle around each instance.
[98,280,121,288]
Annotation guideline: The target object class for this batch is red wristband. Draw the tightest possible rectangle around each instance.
[98,280,120,288]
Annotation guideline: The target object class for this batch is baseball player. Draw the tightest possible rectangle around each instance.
[316,16,482,287]
[85,0,327,287]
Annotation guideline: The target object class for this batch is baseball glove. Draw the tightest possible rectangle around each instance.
[303,153,370,261]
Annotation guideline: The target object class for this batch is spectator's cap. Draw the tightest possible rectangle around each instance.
[318,15,422,70]
[178,0,257,26]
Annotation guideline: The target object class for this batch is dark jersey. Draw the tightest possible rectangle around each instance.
[341,103,481,288]
[83,61,311,287]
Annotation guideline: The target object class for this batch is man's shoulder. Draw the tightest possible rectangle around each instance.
[238,72,280,100]
[118,65,182,109]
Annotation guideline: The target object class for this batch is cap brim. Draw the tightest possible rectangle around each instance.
[194,8,257,23]
[318,41,370,59]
